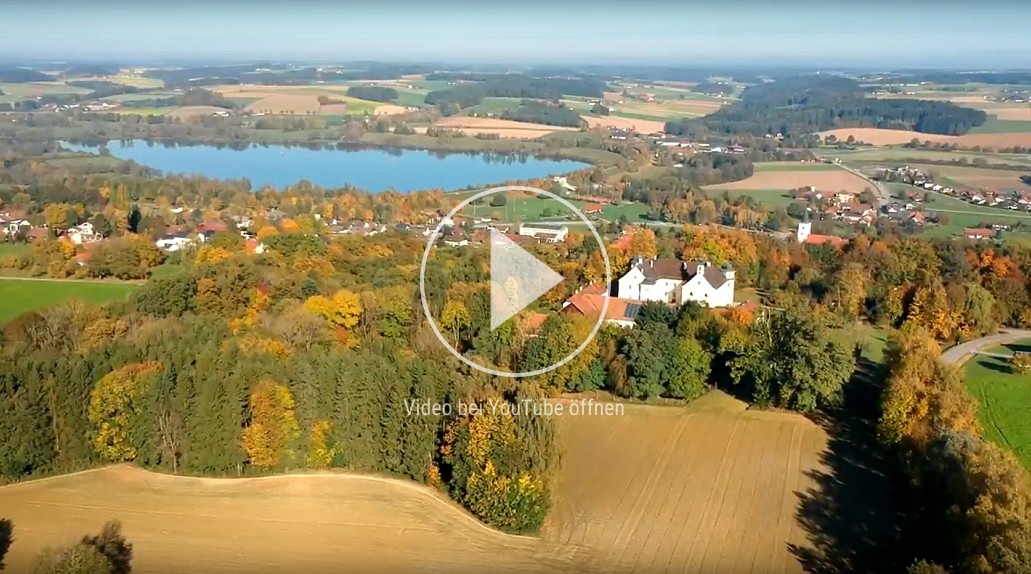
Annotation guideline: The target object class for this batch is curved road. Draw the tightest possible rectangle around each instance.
[940,328,1031,365]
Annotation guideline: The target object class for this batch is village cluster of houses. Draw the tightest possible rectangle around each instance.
[0,210,104,245]
[792,186,880,227]
[882,166,1031,213]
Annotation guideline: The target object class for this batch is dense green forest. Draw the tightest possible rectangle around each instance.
[120,88,237,110]
[138,64,434,88]
[690,81,733,95]
[346,86,399,102]
[500,101,585,128]
[665,76,988,138]
[0,68,52,82]
[424,76,606,108]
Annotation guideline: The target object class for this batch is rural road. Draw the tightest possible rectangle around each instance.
[837,161,891,207]
[940,328,1031,365]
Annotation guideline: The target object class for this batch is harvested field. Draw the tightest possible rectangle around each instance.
[542,393,883,573]
[372,103,408,115]
[989,107,1031,121]
[0,466,577,574]
[422,117,579,139]
[582,114,666,134]
[0,392,892,574]
[247,94,321,115]
[818,128,1031,149]
[705,169,870,193]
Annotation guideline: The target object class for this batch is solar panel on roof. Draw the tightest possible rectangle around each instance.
[624,304,641,319]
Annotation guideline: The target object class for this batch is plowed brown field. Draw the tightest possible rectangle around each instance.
[0,394,841,574]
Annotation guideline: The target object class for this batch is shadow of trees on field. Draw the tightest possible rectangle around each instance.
[0,518,12,571]
[789,359,901,574]
[977,355,1016,375]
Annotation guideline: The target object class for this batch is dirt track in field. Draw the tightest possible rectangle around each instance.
[0,393,885,574]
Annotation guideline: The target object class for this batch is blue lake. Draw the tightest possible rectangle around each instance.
[62,140,588,192]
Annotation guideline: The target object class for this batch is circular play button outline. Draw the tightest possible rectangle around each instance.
[419,185,611,378]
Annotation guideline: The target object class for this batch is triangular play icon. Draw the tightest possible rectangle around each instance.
[489,229,564,330]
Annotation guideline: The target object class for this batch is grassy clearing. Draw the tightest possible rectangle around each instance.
[819,146,1031,168]
[0,243,29,257]
[968,117,1031,135]
[965,340,1031,470]
[464,97,524,114]
[831,322,890,364]
[0,278,137,323]
[717,189,797,208]
[149,263,186,280]
[0,81,90,104]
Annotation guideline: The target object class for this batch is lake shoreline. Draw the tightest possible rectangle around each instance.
[61,138,592,192]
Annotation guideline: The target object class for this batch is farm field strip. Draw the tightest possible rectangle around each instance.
[818,128,1031,149]
[704,170,871,193]
[543,399,830,574]
[0,466,576,574]
[0,278,137,323]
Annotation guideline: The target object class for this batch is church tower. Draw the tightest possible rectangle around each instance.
[797,209,812,243]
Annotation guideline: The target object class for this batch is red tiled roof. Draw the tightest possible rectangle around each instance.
[965,228,992,237]
[610,230,634,252]
[804,234,847,248]
[564,283,641,322]
[521,312,549,333]
[199,220,228,233]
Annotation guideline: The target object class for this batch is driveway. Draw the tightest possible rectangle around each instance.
[940,328,1031,365]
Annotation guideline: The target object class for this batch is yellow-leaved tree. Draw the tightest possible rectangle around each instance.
[242,380,300,469]
[303,289,362,346]
[88,361,161,461]
[306,419,335,469]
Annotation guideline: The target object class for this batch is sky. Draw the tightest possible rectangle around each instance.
[1,0,1029,68]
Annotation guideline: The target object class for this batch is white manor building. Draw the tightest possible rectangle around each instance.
[518,223,568,243]
[616,257,736,308]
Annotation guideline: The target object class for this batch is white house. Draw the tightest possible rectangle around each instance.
[2,219,31,237]
[68,222,102,245]
[518,223,568,243]
[155,233,194,252]
[616,257,735,308]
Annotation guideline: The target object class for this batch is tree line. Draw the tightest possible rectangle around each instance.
[879,326,1031,572]
[424,76,605,109]
[346,86,399,102]
[500,101,585,128]
[666,76,988,139]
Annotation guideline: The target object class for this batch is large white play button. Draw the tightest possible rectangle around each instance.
[489,228,564,330]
